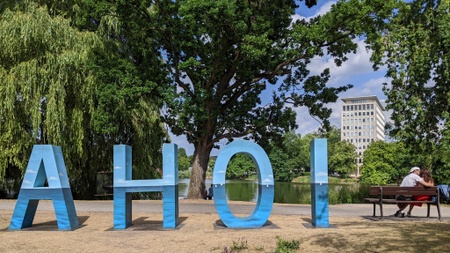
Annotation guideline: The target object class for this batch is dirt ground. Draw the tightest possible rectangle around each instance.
[1,204,450,253]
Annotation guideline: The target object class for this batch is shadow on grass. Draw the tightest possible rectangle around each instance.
[305,219,450,253]
[105,216,188,231]
[3,216,90,231]
[214,220,279,230]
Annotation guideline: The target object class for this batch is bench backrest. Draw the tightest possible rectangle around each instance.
[369,186,438,196]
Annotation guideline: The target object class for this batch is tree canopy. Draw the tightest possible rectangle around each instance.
[367,0,450,183]
[360,141,409,185]
[0,1,168,198]
[369,0,449,150]
[109,0,395,198]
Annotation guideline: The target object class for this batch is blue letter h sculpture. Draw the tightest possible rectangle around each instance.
[9,145,79,230]
[113,144,179,229]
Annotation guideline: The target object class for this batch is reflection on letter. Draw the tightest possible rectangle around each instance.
[213,140,274,228]
[113,144,178,229]
[10,145,79,230]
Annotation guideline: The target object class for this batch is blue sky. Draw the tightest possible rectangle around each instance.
[170,0,391,156]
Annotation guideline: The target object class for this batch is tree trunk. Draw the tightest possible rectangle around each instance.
[187,141,212,199]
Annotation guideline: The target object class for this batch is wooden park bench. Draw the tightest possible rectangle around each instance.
[365,186,441,220]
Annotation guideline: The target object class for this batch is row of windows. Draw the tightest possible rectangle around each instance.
[343,118,374,124]
[342,111,374,117]
[342,125,374,130]
[342,104,375,111]
[343,131,374,137]
[344,138,374,143]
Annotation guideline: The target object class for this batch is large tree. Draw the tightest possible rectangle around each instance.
[0,1,168,198]
[369,0,450,155]
[110,0,396,198]
[367,0,450,182]
[0,3,101,196]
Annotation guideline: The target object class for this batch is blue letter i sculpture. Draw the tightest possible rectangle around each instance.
[9,145,79,230]
[310,139,329,228]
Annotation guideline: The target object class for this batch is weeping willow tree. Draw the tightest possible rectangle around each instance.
[0,2,168,198]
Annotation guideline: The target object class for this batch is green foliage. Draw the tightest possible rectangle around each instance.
[328,141,357,178]
[274,236,300,253]
[327,183,370,204]
[178,170,191,179]
[360,141,409,185]
[178,148,191,171]
[0,1,167,198]
[282,131,315,173]
[230,238,248,252]
[105,0,395,197]
[268,145,292,182]
[226,154,255,180]
[0,2,100,197]
[434,123,450,184]
[367,0,450,183]
[280,126,357,181]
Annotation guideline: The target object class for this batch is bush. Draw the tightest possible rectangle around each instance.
[274,236,300,253]
[178,170,191,179]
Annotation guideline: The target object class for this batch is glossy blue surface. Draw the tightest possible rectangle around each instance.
[9,145,79,230]
[113,144,179,229]
[213,140,274,228]
[310,139,329,228]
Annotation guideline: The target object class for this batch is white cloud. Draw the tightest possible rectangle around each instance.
[315,1,336,17]
[262,178,273,183]
[292,1,336,22]
[309,39,377,86]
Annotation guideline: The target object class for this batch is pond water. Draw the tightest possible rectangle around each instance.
[178,179,358,204]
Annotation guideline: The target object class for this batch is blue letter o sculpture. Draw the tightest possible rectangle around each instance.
[213,140,274,228]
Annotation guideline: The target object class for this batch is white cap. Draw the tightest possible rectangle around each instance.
[410,167,420,173]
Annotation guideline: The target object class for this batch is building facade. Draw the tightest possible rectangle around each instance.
[340,96,385,177]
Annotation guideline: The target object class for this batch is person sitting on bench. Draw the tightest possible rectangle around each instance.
[406,168,435,217]
[394,167,435,217]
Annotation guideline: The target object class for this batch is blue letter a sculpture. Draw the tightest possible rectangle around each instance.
[113,144,179,229]
[9,145,79,230]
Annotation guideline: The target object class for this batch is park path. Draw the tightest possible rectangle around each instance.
[0,199,448,220]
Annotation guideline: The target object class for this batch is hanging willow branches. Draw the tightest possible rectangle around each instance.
[0,3,100,175]
[0,2,168,198]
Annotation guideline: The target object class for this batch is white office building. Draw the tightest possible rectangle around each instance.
[340,96,385,176]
